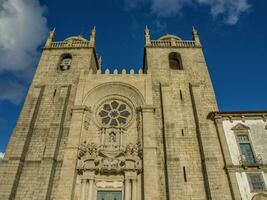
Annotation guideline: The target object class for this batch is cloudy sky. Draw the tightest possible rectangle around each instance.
[0,0,266,153]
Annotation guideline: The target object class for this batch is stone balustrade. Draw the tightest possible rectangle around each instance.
[89,68,144,75]
[49,41,91,48]
[150,40,197,48]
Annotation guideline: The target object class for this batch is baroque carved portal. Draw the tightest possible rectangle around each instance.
[77,98,143,200]
[77,139,142,173]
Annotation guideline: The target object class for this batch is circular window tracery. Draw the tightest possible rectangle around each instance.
[97,100,131,127]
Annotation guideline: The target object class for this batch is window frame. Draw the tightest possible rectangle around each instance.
[58,53,72,71]
[235,131,257,165]
[231,124,257,166]
[168,52,183,70]
[247,172,266,192]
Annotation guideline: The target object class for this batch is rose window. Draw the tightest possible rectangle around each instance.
[98,100,131,127]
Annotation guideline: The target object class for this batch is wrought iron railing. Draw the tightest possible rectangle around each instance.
[239,154,263,167]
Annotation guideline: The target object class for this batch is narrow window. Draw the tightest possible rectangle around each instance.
[248,173,265,191]
[169,52,183,70]
[183,166,187,182]
[181,129,184,136]
[180,90,183,101]
[59,54,72,71]
[53,89,57,97]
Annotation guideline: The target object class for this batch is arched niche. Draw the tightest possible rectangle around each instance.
[82,82,145,110]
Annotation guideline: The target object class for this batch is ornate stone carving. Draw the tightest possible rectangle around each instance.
[77,141,142,174]
[83,109,91,130]
[96,181,123,188]
[78,142,98,158]
[125,143,142,157]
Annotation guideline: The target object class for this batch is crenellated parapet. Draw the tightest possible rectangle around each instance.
[89,68,144,75]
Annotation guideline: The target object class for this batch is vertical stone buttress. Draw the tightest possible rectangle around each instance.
[0,35,99,200]
[144,34,232,199]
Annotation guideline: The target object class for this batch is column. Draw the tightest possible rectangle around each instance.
[125,178,131,200]
[101,128,105,150]
[137,174,142,200]
[80,179,87,200]
[131,178,137,200]
[88,179,94,200]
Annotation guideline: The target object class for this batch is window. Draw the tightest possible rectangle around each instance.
[97,191,122,200]
[59,54,72,71]
[248,173,266,191]
[98,100,131,127]
[237,134,250,142]
[240,143,256,165]
[169,52,183,70]
[235,132,256,165]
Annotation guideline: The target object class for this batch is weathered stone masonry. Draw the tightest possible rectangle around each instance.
[0,27,235,200]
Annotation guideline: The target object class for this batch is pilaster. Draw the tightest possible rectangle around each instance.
[214,116,242,200]
[141,105,161,200]
[55,105,90,200]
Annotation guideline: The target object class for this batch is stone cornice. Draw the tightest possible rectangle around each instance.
[72,105,91,113]
[208,111,267,121]
[140,105,155,113]
[225,164,267,173]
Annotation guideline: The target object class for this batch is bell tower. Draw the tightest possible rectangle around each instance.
[144,27,233,199]
[0,27,99,200]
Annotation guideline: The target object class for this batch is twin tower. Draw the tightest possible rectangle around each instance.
[0,27,234,200]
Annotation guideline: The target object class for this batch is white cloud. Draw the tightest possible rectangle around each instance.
[124,0,251,25]
[0,0,48,104]
[0,152,4,160]
[0,0,49,72]
[0,79,26,104]
[197,0,251,25]
[150,0,191,17]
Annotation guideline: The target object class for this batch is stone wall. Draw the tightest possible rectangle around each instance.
[0,45,98,200]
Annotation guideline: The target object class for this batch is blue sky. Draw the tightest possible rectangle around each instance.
[0,0,267,153]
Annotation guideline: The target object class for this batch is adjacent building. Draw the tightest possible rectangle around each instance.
[209,111,267,200]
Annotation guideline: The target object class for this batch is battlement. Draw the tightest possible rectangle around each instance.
[89,68,144,75]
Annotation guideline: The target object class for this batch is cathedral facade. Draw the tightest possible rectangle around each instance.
[0,26,266,200]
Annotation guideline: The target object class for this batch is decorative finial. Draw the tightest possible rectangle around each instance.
[192,26,201,47]
[144,25,151,46]
[98,56,102,68]
[192,26,197,33]
[89,26,96,47]
[45,28,56,48]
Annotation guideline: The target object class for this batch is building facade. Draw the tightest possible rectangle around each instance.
[209,111,267,200]
[0,26,265,200]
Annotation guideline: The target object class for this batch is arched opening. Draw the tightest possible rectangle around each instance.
[59,53,72,71]
[169,52,183,70]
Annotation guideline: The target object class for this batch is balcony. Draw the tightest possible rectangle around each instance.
[239,154,263,168]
